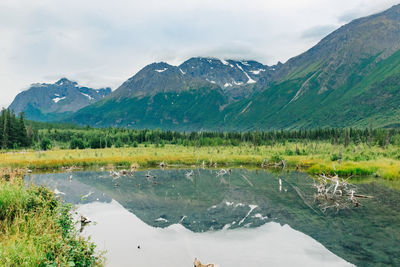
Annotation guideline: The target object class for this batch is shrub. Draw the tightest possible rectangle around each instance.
[70,138,85,149]
[331,152,343,161]
[89,137,105,149]
[285,149,294,156]
[115,139,124,148]
[270,154,283,162]
[0,179,104,266]
[40,138,52,151]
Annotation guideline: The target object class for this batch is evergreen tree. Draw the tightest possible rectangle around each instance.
[2,109,8,149]
[17,112,28,147]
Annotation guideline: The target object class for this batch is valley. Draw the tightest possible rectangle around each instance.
[2,3,400,267]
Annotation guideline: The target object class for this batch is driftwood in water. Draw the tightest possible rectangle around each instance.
[216,169,228,177]
[194,258,215,267]
[261,159,286,168]
[80,215,92,232]
[347,193,373,199]
[313,173,371,212]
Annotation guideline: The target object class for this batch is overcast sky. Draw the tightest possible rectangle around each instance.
[1,0,399,108]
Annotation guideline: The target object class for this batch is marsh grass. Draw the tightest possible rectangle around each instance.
[0,169,104,266]
[0,142,399,180]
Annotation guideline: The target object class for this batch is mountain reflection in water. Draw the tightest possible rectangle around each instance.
[26,168,400,266]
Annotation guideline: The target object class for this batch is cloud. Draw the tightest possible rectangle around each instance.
[1,0,399,108]
[337,0,400,23]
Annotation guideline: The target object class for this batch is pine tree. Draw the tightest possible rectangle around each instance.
[17,112,28,147]
[2,109,8,149]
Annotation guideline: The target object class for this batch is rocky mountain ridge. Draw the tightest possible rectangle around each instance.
[9,4,400,129]
[9,78,111,121]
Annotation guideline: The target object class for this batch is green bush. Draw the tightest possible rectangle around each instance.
[40,138,52,151]
[89,137,106,149]
[331,154,339,161]
[285,149,294,156]
[70,138,85,150]
[270,154,283,162]
[0,180,103,266]
[115,139,124,148]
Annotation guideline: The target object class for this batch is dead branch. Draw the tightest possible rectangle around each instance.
[313,173,371,212]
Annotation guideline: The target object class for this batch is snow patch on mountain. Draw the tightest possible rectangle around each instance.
[81,93,94,100]
[236,64,256,84]
[220,59,229,65]
[207,79,216,84]
[250,69,266,75]
[155,68,168,73]
[52,96,66,103]
[224,83,233,87]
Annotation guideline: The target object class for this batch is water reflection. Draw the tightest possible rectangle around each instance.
[26,169,400,266]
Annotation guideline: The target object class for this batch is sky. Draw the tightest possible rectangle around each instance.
[1,0,399,108]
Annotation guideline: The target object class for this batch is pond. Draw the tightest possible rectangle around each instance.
[26,168,400,266]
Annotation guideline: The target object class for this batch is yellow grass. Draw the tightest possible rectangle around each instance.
[0,143,399,180]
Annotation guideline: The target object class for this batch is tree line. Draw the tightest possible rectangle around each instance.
[39,125,400,150]
[1,108,400,150]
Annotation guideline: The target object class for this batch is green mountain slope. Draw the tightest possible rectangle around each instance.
[69,86,227,130]
[224,5,400,130]
[25,4,400,130]
[225,43,400,130]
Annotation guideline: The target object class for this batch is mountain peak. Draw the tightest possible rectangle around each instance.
[55,78,78,87]
[9,78,112,120]
[148,62,171,68]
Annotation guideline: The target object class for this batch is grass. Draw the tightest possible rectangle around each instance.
[1,142,399,180]
[0,168,104,266]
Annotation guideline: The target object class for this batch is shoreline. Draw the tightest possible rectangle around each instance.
[1,144,399,180]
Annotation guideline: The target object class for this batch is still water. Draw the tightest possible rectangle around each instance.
[26,168,400,266]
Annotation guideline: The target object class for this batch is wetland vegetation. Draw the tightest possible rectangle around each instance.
[0,112,399,180]
[0,168,104,266]
[0,110,400,180]
[1,142,400,180]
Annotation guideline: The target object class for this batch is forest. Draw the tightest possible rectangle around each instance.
[1,109,400,150]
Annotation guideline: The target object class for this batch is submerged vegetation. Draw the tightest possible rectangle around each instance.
[0,168,103,266]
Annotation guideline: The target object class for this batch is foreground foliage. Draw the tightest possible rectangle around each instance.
[0,168,103,266]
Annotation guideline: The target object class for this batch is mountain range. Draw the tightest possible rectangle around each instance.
[9,78,111,122]
[9,4,400,130]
